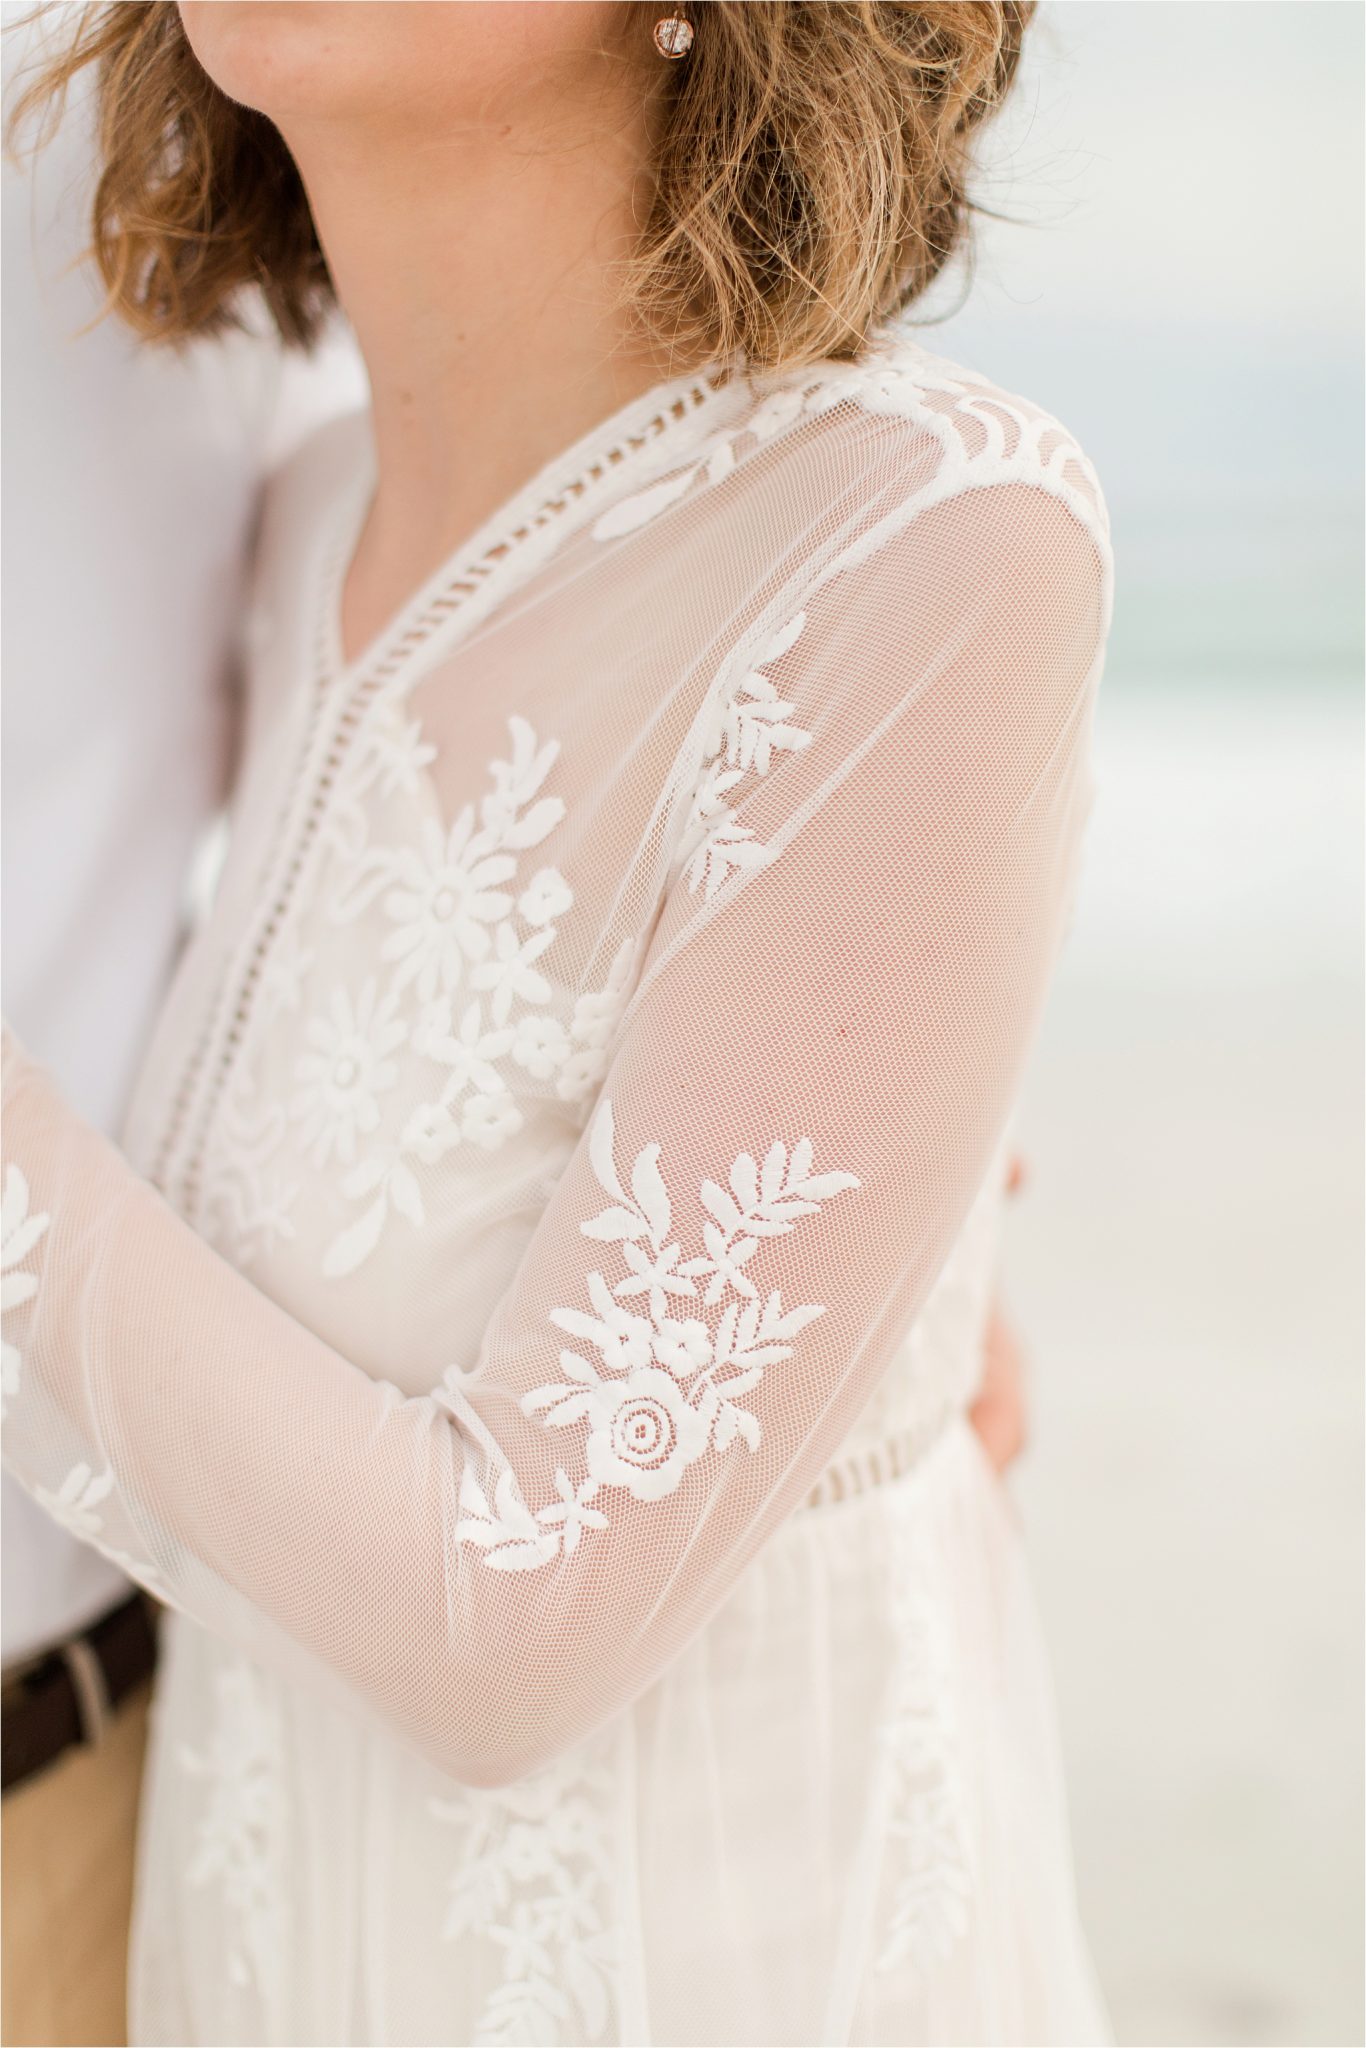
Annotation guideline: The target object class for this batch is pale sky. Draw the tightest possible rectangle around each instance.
[946,0,1363,346]
[930,2,1365,682]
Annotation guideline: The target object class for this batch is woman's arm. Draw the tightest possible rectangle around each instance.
[1,481,1106,1787]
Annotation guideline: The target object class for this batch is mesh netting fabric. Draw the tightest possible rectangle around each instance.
[2,322,1112,2045]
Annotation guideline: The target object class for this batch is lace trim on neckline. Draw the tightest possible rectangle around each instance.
[315,358,743,700]
[151,363,745,1211]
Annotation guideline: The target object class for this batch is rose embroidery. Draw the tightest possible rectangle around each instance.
[450,1097,859,1570]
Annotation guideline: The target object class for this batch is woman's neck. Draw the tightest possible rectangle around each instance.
[283,68,680,663]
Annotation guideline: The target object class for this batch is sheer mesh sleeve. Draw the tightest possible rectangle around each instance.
[1,477,1106,1788]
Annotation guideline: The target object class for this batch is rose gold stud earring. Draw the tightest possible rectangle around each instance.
[653,15,694,58]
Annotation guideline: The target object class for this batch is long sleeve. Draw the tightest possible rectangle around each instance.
[1,476,1107,1788]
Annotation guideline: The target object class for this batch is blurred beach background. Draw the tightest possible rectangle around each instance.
[923,6,1363,2042]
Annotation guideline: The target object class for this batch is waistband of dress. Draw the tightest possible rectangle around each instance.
[798,1406,962,1513]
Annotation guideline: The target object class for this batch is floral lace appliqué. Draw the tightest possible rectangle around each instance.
[272,715,580,1279]
[873,1508,974,1977]
[179,1660,288,1997]
[589,385,807,544]
[1,1163,49,1418]
[431,1745,620,2045]
[680,611,813,901]
[291,979,407,1169]
[451,1096,859,1570]
[34,1460,113,1538]
[554,932,644,1110]
[199,1079,299,1272]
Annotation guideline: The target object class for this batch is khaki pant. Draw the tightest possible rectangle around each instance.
[1,1681,150,2048]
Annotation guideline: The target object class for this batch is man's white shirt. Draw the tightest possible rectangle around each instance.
[1,11,365,1665]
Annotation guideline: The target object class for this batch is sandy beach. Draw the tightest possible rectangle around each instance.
[1002,679,1363,2046]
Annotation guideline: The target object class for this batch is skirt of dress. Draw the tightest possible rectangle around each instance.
[127,1416,1112,2048]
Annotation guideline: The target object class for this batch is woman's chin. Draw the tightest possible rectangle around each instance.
[176,1,621,132]
[176,2,383,123]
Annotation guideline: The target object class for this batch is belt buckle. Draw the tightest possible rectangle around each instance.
[59,1635,113,1749]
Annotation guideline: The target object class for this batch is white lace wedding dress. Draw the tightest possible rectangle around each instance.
[2,315,1113,2046]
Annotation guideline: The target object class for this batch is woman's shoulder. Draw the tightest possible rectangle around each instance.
[745,319,1110,552]
[591,321,1110,581]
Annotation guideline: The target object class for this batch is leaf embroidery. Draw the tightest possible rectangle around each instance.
[179,1662,288,1996]
[873,1517,974,1976]
[453,1463,596,1574]
[1,1163,49,1418]
[431,1743,620,2044]
[34,1461,113,1539]
[589,382,812,544]
[447,1098,858,1572]
[681,612,814,901]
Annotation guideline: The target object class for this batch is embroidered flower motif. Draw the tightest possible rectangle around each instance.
[533,1467,610,1557]
[472,920,556,1025]
[320,1046,525,1271]
[511,1013,572,1081]
[431,1744,620,2043]
[680,769,766,900]
[461,1092,524,1152]
[308,717,576,1278]
[180,1661,287,1996]
[29,1456,169,1598]
[549,1270,655,1376]
[465,1098,858,1570]
[401,1101,463,1166]
[590,437,738,542]
[613,1235,696,1323]
[290,979,407,1167]
[329,720,565,1000]
[379,811,517,1003]
[681,1132,856,1304]
[682,612,814,901]
[360,713,438,801]
[35,1462,114,1539]
[1,1164,49,1418]
[650,1314,712,1380]
[420,999,514,1104]
[518,865,574,927]
[450,1455,611,1574]
[713,652,813,775]
[582,1365,716,1501]
[555,933,644,1108]
[873,1536,974,1977]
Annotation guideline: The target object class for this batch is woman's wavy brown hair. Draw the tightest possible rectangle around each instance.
[8,0,1033,370]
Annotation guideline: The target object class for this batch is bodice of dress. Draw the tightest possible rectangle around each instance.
[125,411,1008,1473]
[3,320,1111,1787]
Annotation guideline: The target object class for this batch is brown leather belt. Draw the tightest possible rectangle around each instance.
[1,1591,160,1793]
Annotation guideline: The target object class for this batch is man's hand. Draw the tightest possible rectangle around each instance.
[970,1301,1029,1474]
[969,1151,1030,1474]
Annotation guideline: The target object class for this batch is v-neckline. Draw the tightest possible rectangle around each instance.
[312,351,749,704]
[154,350,752,1210]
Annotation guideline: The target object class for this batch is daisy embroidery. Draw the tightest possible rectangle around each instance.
[379,810,517,1003]
[290,979,407,1168]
